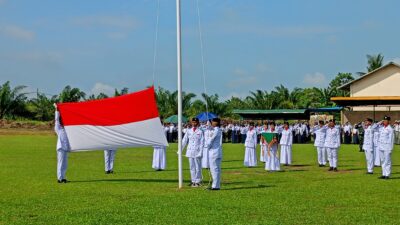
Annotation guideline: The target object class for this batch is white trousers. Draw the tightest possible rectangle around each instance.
[265,146,280,171]
[57,149,68,180]
[260,145,266,162]
[189,157,202,183]
[326,148,338,168]
[316,147,326,165]
[201,147,210,169]
[209,152,221,189]
[244,147,257,167]
[280,145,292,165]
[326,148,331,162]
[380,150,392,177]
[364,150,374,173]
[152,147,166,170]
[104,150,116,172]
[374,147,381,166]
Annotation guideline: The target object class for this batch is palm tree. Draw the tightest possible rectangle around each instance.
[0,81,27,119]
[201,93,228,117]
[58,85,86,103]
[30,91,58,121]
[358,53,384,76]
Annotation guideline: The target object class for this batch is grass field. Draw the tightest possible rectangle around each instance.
[0,134,399,225]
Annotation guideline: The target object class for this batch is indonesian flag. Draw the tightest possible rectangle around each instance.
[57,86,168,151]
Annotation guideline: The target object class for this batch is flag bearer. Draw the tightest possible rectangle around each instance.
[104,149,117,174]
[280,122,293,166]
[182,118,204,187]
[362,118,379,174]
[265,122,280,171]
[205,118,223,190]
[152,146,166,171]
[244,122,258,167]
[378,116,394,179]
[201,122,212,169]
[324,119,341,172]
[54,104,70,183]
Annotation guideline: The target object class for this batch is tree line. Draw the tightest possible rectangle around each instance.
[0,54,385,121]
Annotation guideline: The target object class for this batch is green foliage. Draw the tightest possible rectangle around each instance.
[0,136,399,224]
[29,91,58,121]
[0,81,27,119]
[59,85,86,103]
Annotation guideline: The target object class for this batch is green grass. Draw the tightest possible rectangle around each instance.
[0,135,399,225]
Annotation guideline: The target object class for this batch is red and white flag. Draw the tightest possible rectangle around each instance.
[57,86,168,151]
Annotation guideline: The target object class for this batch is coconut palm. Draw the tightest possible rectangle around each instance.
[0,81,27,119]
[58,85,86,103]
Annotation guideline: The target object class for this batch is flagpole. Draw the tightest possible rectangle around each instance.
[176,0,183,189]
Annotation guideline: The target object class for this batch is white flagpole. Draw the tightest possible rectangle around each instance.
[176,0,183,189]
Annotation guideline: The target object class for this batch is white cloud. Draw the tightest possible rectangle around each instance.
[303,72,327,86]
[71,15,138,30]
[0,25,35,41]
[90,82,115,96]
[0,51,63,63]
[233,68,248,76]
[221,91,249,101]
[255,63,270,73]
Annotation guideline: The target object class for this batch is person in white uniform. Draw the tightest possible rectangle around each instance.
[244,122,258,167]
[152,145,166,171]
[265,122,280,171]
[54,104,70,183]
[378,116,394,179]
[201,122,213,169]
[313,121,327,167]
[373,123,381,166]
[259,123,269,162]
[280,122,293,166]
[362,118,378,174]
[205,118,223,190]
[104,149,117,174]
[324,119,341,172]
[182,117,204,187]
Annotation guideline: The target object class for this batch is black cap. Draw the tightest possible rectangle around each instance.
[365,118,373,123]
[383,116,391,121]
[329,119,335,123]
[191,117,199,122]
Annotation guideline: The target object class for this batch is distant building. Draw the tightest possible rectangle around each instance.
[338,62,400,123]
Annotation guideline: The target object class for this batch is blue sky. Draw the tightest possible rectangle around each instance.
[1,0,400,100]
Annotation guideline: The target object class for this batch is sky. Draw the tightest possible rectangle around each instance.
[1,0,400,100]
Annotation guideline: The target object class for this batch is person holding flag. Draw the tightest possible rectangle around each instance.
[265,122,280,171]
[313,120,327,167]
[104,149,117,174]
[54,104,70,183]
[205,118,223,190]
[152,145,167,171]
[182,118,205,187]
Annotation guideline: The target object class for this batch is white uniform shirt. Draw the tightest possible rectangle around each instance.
[182,127,204,158]
[324,126,341,149]
[313,125,327,147]
[54,111,70,151]
[205,127,223,159]
[245,129,258,148]
[362,124,379,151]
[378,125,394,152]
[279,128,293,146]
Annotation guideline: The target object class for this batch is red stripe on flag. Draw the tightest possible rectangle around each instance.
[58,86,159,126]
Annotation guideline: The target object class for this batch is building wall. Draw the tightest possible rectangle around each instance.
[342,110,400,124]
[349,64,400,112]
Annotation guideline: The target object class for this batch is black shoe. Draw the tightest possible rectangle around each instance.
[109,170,114,174]
[328,167,333,171]
[57,180,62,183]
[211,188,220,191]
[188,182,194,187]
[105,170,110,174]
[333,168,338,172]
[61,179,67,183]
[318,164,323,167]
[379,176,386,179]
